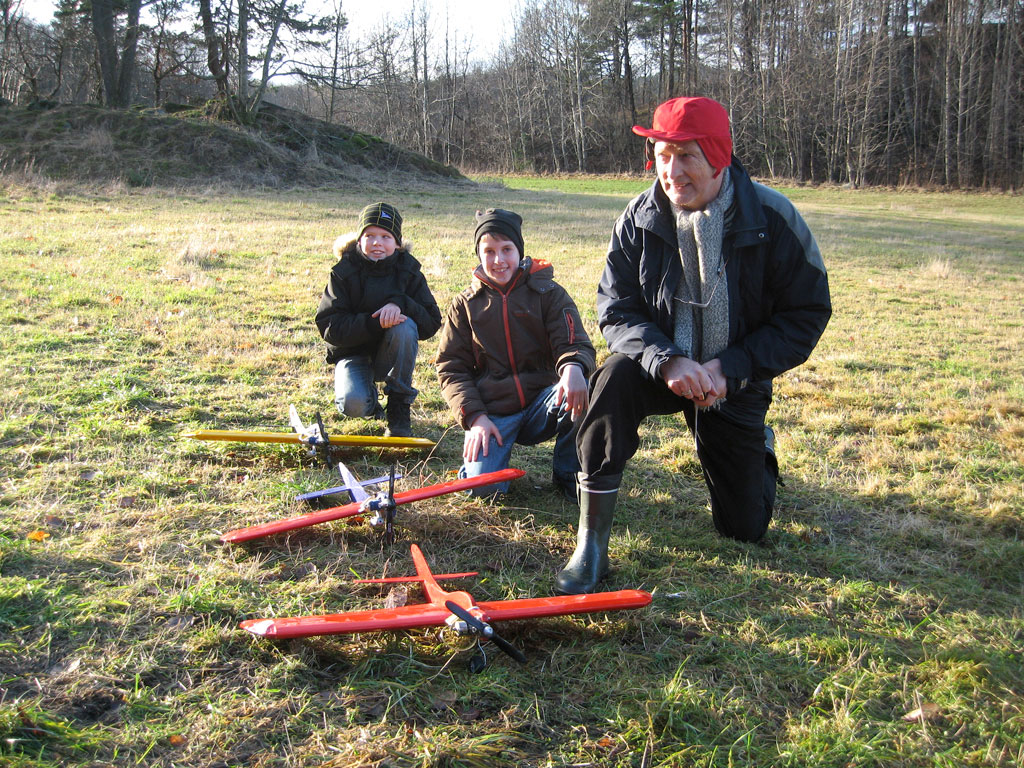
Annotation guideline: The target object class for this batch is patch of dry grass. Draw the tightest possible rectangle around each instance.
[1,180,1022,767]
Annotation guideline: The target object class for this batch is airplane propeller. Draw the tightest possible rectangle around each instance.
[383,464,398,546]
[314,412,332,465]
[444,600,527,665]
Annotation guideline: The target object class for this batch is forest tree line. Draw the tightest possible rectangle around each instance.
[2,0,1021,189]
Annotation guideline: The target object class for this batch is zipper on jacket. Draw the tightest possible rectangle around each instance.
[500,275,527,410]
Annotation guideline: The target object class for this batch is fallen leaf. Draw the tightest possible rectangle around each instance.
[431,690,458,710]
[903,702,941,722]
[27,530,50,542]
[384,586,408,609]
[48,657,82,676]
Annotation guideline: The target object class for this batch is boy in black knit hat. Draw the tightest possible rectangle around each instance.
[315,202,441,437]
[435,208,596,498]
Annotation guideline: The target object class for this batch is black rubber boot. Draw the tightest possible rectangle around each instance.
[554,490,617,595]
[385,399,412,437]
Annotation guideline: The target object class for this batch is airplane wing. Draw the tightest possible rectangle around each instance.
[181,429,435,449]
[295,471,403,503]
[240,589,653,640]
[220,468,527,543]
[475,590,652,623]
[240,602,454,639]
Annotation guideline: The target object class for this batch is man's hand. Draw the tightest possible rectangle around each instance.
[555,363,589,421]
[373,302,406,328]
[691,358,727,407]
[660,355,726,406]
[464,413,502,463]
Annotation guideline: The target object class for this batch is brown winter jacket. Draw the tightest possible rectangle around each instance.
[435,257,596,429]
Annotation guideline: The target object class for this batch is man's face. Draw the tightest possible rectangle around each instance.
[654,139,723,211]
[478,233,520,287]
[359,226,397,261]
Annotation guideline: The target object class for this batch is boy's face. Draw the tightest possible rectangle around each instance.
[359,225,398,261]
[478,233,520,287]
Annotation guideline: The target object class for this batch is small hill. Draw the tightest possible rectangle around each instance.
[0,99,466,189]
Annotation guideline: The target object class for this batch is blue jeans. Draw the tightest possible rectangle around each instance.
[459,384,580,496]
[334,320,418,417]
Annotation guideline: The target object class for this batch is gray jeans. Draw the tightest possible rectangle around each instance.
[334,319,419,417]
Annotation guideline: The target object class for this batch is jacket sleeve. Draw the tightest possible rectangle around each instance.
[392,267,443,341]
[542,284,597,377]
[314,267,381,351]
[435,297,487,429]
[717,192,832,387]
[597,213,680,380]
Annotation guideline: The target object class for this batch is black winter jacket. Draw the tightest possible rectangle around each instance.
[315,239,442,364]
[599,157,831,394]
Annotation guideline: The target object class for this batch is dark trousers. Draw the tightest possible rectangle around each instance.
[577,353,776,542]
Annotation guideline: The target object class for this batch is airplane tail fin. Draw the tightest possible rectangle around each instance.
[337,461,369,504]
[288,405,305,435]
[353,544,477,586]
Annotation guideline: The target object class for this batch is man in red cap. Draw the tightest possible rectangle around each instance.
[555,96,832,595]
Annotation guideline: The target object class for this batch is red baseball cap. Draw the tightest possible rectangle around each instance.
[633,97,732,177]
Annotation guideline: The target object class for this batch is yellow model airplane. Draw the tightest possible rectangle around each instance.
[182,405,435,455]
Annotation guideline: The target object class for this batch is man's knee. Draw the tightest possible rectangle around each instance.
[722,513,771,543]
[713,473,775,543]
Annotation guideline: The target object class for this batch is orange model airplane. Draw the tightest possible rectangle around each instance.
[241,543,652,669]
[220,466,526,544]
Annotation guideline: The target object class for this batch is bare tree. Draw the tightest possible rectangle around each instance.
[90,0,143,106]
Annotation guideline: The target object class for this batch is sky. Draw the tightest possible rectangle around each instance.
[18,0,516,50]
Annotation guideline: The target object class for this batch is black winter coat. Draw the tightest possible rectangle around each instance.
[598,156,831,394]
[315,239,442,364]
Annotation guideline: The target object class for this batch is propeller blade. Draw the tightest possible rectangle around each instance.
[444,601,526,663]
[314,412,329,445]
[486,627,527,663]
[383,464,397,546]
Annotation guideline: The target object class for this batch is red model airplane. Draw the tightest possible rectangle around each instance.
[241,543,652,668]
[220,467,526,544]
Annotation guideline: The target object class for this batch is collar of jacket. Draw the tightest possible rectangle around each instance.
[471,257,554,294]
[634,156,769,248]
[338,239,411,274]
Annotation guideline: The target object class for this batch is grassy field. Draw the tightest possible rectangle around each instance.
[1,173,1022,768]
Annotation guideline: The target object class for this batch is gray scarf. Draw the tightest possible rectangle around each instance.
[672,170,733,363]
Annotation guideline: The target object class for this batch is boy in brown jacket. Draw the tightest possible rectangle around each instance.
[435,208,596,498]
